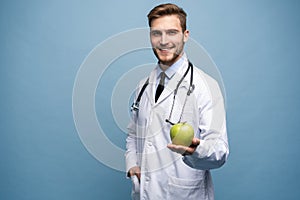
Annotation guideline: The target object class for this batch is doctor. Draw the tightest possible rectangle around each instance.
[126,3,229,200]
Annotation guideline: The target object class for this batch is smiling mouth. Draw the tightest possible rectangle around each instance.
[157,47,174,52]
[160,49,170,52]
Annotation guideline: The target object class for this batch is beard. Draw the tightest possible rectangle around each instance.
[152,42,185,66]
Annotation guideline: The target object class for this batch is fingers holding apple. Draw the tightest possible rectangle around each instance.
[167,137,200,155]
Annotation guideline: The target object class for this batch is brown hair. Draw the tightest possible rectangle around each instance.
[147,3,187,32]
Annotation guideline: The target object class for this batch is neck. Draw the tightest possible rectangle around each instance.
[159,53,184,71]
[159,63,170,71]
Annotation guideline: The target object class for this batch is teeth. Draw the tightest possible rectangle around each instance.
[156,47,173,51]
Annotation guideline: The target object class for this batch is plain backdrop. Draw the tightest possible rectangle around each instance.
[1,0,300,199]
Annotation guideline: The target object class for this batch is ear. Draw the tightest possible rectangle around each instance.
[183,30,189,43]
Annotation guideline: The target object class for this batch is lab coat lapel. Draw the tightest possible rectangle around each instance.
[156,63,189,104]
[144,68,157,106]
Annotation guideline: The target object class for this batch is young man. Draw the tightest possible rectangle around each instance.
[126,3,229,200]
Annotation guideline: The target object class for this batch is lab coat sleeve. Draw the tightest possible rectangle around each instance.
[183,73,229,170]
[125,116,138,175]
[125,79,146,176]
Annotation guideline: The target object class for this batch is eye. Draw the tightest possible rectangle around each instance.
[151,30,162,37]
[166,30,178,36]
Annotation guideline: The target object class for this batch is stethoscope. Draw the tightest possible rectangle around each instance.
[131,60,195,126]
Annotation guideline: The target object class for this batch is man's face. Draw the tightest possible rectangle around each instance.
[150,15,189,66]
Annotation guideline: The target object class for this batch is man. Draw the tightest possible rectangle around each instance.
[126,3,229,200]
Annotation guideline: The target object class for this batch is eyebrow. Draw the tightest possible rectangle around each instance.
[150,28,180,33]
[151,28,180,32]
[166,29,180,33]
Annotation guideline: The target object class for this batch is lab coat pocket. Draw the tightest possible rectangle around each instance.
[131,175,140,200]
[166,175,205,200]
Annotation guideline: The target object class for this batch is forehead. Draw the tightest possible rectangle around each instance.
[151,15,182,31]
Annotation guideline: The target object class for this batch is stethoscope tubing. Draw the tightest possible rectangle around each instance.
[131,61,194,116]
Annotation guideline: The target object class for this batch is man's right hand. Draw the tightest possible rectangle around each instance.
[128,166,141,182]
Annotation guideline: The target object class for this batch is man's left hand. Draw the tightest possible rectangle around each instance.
[167,138,200,155]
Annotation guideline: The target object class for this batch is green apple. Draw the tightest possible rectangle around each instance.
[170,122,194,146]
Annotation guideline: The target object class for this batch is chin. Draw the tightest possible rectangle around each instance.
[158,55,179,66]
[153,49,181,66]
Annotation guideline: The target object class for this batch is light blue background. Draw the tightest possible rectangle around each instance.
[1,0,300,199]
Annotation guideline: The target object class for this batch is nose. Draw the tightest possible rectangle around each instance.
[160,32,168,45]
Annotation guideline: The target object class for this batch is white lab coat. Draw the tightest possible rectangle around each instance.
[126,58,229,200]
